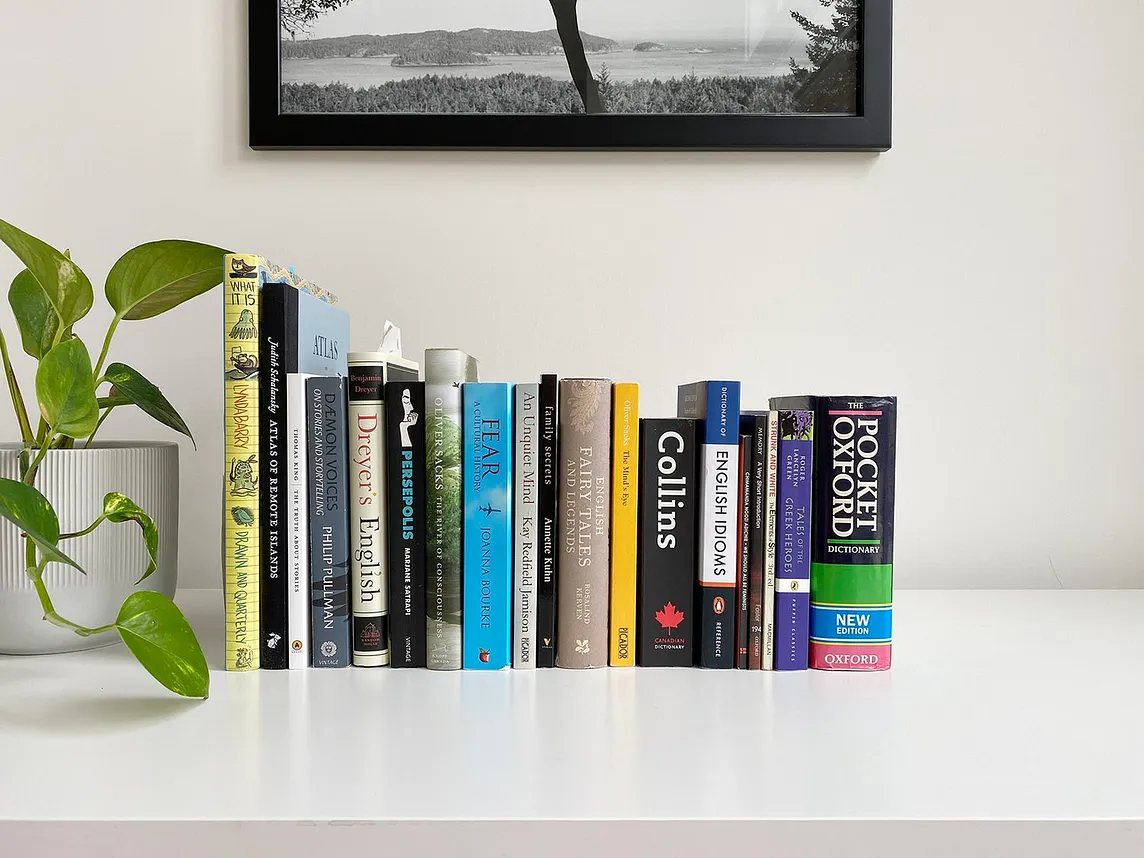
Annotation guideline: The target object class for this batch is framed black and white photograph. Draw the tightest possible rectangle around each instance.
[249,0,891,150]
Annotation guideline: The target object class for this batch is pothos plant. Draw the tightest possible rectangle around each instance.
[0,217,227,698]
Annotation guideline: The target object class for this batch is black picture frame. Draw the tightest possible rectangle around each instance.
[249,0,892,151]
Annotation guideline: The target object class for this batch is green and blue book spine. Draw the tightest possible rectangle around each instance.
[809,397,897,671]
[462,383,513,670]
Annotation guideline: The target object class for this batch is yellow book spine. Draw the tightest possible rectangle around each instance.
[609,383,639,666]
[222,253,263,670]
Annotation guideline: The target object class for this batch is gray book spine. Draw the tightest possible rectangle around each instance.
[556,378,613,669]
[308,376,351,668]
[514,384,539,669]
[424,349,480,670]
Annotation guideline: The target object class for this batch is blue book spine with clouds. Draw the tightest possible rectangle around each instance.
[462,383,513,670]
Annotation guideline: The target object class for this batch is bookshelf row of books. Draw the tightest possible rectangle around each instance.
[222,255,898,672]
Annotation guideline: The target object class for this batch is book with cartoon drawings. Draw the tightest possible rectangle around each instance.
[223,254,337,671]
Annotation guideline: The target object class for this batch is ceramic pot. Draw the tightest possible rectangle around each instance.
[0,441,179,654]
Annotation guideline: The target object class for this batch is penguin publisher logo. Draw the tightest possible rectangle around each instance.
[713,596,726,615]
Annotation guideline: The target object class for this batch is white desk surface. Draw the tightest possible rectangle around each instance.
[1,588,1142,857]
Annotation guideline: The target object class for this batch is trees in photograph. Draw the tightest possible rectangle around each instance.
[280,0,353,39]
[789,0,859,113]
[281,74,795,115]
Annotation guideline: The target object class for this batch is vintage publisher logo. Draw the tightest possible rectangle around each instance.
[360,622,382,649]
[320,640,338,658]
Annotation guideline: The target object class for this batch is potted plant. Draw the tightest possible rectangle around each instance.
[0,218,221,698]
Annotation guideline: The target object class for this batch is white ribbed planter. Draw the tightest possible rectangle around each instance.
[0,442,179,654]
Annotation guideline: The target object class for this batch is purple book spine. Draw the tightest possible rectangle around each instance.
[774,410,813,671]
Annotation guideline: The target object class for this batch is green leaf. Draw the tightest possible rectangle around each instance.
[0,477,84,572]
[0,219,93,327]
[103,492,159,582]
[36,338,99,438]
[103,362,194,447]
[115,591,209,698]
[9,269,69,358]
[105,240,228,321]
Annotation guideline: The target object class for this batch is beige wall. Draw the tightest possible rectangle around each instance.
[1,0,1141,590]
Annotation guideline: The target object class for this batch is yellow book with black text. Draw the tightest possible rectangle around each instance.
[609,383,639,666]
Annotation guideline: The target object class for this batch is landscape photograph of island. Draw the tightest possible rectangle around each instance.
[278,0,860,116]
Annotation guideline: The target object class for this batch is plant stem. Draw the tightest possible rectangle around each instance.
[84,406,115,449]
[21,452,114,640]
[92,315,121,380]
[60,514,106,540]
[26,555,114,637]
[0,325,33,443]
[22,442,50,486]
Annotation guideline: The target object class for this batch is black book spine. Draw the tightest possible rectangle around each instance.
[536,373,558,668]
[258,283,288,669]
[637,418,698,667]
[308,376,351,668]
[385,380,427,667]
[747,415,767,669]
[736,434,751,669]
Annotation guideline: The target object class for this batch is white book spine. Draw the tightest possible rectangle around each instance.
[762,409,780,671]
[287,372,311,669]
[513,384,539,669]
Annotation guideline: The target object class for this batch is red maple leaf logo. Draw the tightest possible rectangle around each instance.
[655,602,685,636]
